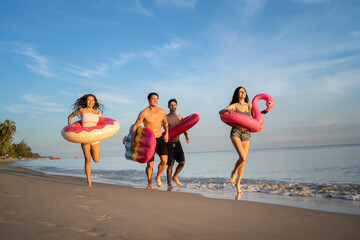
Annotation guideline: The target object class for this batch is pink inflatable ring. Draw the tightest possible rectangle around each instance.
[61,117,120,143]
[162,113,200,141]
[220,93,274,132]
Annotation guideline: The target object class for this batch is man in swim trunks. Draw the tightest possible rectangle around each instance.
[131,92,169,189]
[166,99,189,191]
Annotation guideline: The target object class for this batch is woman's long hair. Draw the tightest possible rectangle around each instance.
[230,86,249,105]
[71,94,104,115]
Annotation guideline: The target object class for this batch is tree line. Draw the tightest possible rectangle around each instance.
[0,119,42,159]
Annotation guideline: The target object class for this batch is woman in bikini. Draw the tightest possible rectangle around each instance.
[68,94,104,187]
[219,86,252,199]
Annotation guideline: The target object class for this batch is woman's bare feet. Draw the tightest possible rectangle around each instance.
[172,176,182,187]
[235,191,243,200]
[230,170,236,184]
[235,184,243,199]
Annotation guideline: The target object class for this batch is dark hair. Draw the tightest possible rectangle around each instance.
[168,98,177,107]
[230,86,249,105]
[147,92,159,100]
[71,94,104,115]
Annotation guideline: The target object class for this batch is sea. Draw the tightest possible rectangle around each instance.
[10,144,360,215]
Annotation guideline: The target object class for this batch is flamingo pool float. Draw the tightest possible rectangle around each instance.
[220,93,274,132]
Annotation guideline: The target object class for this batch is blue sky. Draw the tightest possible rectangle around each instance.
[1,0,360,157]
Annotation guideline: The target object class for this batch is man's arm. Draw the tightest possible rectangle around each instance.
[179,115,189,143]
[162,110,169,142]
[131,111,145,149]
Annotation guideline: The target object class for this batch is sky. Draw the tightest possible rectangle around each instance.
[1,0,360,157]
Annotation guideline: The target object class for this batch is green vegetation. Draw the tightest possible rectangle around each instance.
[0,119,42,159]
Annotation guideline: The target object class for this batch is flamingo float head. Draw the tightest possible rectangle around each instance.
[258,94,274,114]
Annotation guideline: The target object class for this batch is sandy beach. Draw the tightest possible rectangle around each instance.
[1,163,359,240]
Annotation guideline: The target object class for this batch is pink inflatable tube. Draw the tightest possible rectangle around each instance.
[220,94,274,132]
[61,117,120,143]
[162,113,200,141]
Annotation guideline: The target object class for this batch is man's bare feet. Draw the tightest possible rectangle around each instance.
[172,176,182,187]
[167,184,174,191]
[230,170,236,185]
[155,177,163,187]
[147,183,153,189]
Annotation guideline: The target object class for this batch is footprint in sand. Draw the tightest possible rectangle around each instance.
[78,205,91,210]
[76,195,85,199]
[97,214,114,221]
[36,221,56,227]
[75,226,106,237]
[5,211,17,215]
[0,216,22,224]
[1,192,21,198]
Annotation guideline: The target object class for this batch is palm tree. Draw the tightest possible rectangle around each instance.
[0,119,16,145]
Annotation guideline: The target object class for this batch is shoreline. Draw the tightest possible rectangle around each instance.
[8,158,360,216]
[1,163,360,240]
[89,175,360,216]
[0,157,42,163]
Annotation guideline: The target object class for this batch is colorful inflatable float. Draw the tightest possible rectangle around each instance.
[220,93,274,132]
[163,113,200,140]
[61,117,120,143]
[123,125,156,164]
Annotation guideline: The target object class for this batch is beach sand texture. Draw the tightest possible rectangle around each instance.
[1,164,359,240]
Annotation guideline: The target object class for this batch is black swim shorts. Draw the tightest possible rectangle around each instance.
[148,137,168,162]
[166,141,185,166]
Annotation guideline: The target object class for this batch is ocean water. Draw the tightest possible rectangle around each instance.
[10,144,360,215]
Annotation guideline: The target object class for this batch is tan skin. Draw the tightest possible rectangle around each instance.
[131,95,169,189]
[166,101,189,191]
[219,88,252,199]
[67,96,101,188]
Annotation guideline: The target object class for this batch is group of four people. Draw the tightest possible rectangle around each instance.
[67,86,255,198]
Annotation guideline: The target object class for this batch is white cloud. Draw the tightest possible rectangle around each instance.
[132,0,153,17]
[155,0,197,8]
[12,43,55,78]
[314,69,360,94]
[349,31,360,37]
[21,94,57,107]
[112,53,136,66]
[96,93,133,105]
[5,104,23,114]
[63,64,107,78]
[285,56,360,74]
[6,104,66,114]
[7,38,184,83]
[240,0,267,15]
[110,39,185,68]
[293,0,330,3]
[163,40,184,50]
[6,94,66,115]
[60,12,121,26]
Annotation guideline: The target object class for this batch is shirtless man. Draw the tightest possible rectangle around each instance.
[166,99,189,191]
[131,92,169,189]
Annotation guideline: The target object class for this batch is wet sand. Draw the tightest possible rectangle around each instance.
[0,163,359,240]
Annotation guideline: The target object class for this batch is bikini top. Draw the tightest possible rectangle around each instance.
[235,103,251,117]
[81,113,101,127]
